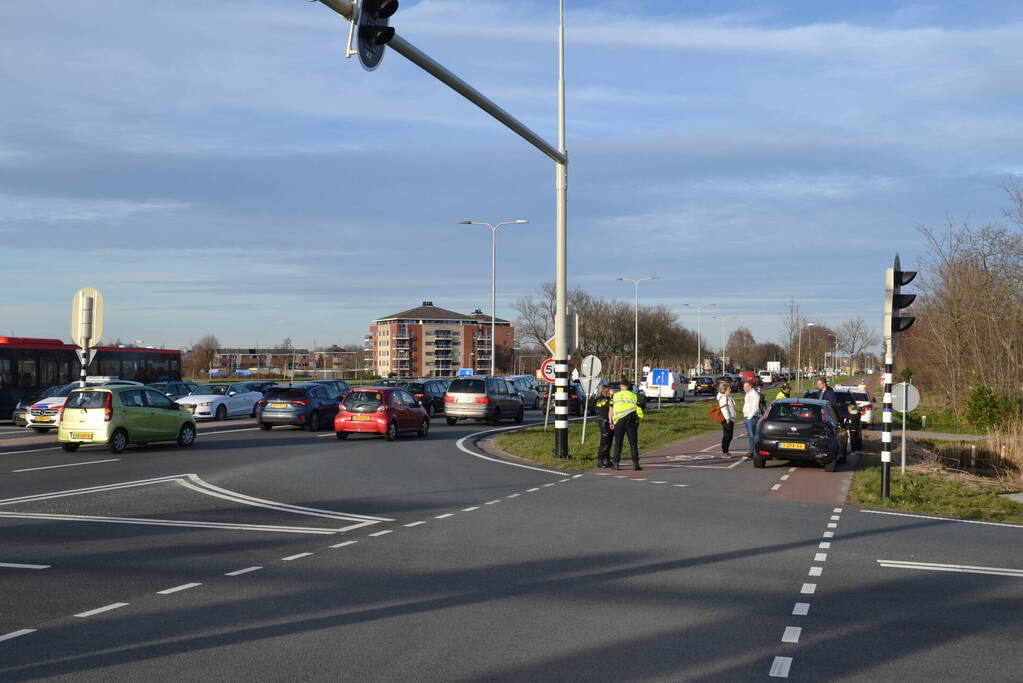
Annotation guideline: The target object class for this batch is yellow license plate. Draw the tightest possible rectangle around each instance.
[779,442,806,450]
[35,416,52,422]
[71,432,93,439]
[271,402,289,409]
[352,415,372,421]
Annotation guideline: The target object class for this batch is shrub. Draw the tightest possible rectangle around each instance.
[966,382,1007,431]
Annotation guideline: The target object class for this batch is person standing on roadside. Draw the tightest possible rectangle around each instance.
[816,377,837,407]
[610,380,644,471]
[594,385,614,468]
[775,382,791,401]
[717,380,736,455]
[742,380,762,457]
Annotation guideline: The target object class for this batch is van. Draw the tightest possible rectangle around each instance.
[644,371,686,402]
[444,376,524,426]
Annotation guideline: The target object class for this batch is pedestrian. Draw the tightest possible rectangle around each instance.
[717,380,736,456]
[775,382,791,401]
[610,380,644,471]
[742,380,762,457]
[594,385,614,468]
[816,377,837,406]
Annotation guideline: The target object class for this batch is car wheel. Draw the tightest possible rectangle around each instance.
[259,422,273,431]
[177,423,196,448]
[487,409,501,427]
[215,404,227,421]
[109,428,128,454]
[61,443,80,453]
[446,417,458,426]
[514,407,524,424]
[335,431,348,440]
[306,412,321,432]
[385,421,398,441]
[752,453,766,468]
[418,419,430,437]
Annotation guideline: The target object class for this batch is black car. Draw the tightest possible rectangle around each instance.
[311,379,352,400]
[802,388,861,449]
[257,383,339,431]
[400,380,448,417]
[754,398,849,471]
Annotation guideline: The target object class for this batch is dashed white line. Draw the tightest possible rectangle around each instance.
[833,507,843,513]
[461,506,480,512]
[780,474,790,481]
[329,540,357,549]
[808,566,823,577]
[672,484,689,488]
[800,583,817,594]
[282,552,315,560]
[826,522,837,529]
[506,493,520,498]
[484,500,502,505]
[0,562,50,570]
[157,582,202,595]
[792,602,810,616]
[543,483,556,487]
[572,474,583,478]
[0,629,36,643]
[769,656,793,678]
[559,478,571,483]
[368,530,394,537]
[770,484,782,491]
[823,531,834,538]
[788,467,797,473]
[632,478,647,482]
[814,553,828,562]
[225,566,262,576]
[13,459,120,473]
[781,626,802,643]
[653,481,667,484]
[830,515,841,521]
[819,542,831,549]
[74,602,129,618]
[434,513,454,519]
[525,488,539,493]
[404,521,426,527]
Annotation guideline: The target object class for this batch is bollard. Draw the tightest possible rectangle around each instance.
[921,415,927,429]
[970,444,976,470]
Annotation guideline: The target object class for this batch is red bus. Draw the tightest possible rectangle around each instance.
[0,337,182,420]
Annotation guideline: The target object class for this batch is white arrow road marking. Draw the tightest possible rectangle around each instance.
[877,560,1023,578]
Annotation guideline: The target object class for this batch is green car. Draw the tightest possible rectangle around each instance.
[57,385,198,454]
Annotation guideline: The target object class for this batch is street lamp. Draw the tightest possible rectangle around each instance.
[616,276,659,387]
[712,316,736,374]
[683,303,716,375]
[826,333,839,378]
[459,219,529,375]
[798,322,816,394]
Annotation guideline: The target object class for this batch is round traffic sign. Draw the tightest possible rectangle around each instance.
[580,354,602,378]
[540,358,557,384]
[891,382,920,413]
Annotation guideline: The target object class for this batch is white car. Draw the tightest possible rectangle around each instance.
[758,371,774,386]
[837,385,875,428]
[176,383,264,420]
[25,378,142,433]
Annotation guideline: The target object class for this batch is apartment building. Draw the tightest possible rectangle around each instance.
[366,301,515,377]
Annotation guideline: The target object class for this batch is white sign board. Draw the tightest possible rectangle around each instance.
[580,355,602,378]
[580,376,602,394]
[891,382,920,413]
[70,287,105,349]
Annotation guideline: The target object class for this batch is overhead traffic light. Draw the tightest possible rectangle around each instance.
[884,253,916,352]
[357,0,398,71]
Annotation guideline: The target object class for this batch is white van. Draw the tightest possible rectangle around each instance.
[644,371,686,402]
[758,371,774,386]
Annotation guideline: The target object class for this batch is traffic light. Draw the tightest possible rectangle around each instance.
[357,0,398,71]
[884,253,916,352]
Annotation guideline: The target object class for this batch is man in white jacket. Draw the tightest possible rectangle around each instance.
[742,381,762,457]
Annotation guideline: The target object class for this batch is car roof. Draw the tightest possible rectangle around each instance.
[353,386,396,392]
[773,398,830,406]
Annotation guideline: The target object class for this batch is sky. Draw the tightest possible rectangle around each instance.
[2,0,1022,352]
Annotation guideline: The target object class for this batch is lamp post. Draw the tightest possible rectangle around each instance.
[616,276,659,387]
[825,333,838,378]
[459,219,529,376]
[712,315,736,374]
[683,303,716,375]
[798,322,816,394]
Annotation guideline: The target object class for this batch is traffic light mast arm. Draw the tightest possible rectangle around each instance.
[316,0,567,165]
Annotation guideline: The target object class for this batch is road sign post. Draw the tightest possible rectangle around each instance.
[540,358,557,432]
[577,356,602,445]
[70,287,104,387]
[892,381,920,474]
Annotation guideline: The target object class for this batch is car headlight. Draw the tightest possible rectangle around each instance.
[197,401,213,407]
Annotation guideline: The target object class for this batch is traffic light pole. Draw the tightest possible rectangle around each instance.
[315,0,571,457]
[881,346,894,499]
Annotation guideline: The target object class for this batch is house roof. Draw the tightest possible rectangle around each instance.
[374,302,509,324]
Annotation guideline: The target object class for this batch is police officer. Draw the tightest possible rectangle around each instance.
[610,380,644,471]
[594,385,614,468]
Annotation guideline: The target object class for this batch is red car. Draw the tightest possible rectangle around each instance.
[334,387,430,441]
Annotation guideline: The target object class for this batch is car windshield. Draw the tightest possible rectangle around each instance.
[66,390,107,409]
[768,403,823,422]
[264,387,308,400]
[850,391,869,402]
[400,382,424,393]
[343,391,384,412]
[53,381,103,397]
[148,383,169,392]
[194,385,228,395]
[448,379,485,393]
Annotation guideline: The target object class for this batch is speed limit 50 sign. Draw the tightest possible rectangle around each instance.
[540,358,557,383]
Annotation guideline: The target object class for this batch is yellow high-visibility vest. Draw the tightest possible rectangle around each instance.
[611,390,644,422]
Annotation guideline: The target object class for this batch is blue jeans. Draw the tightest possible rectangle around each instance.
[744,417,759,454]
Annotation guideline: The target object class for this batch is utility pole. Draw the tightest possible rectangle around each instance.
[616,276,659,386]
[684,303,716,374]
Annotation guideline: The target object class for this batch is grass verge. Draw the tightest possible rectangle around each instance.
[849,454,1023,524]
[492,397,748,471]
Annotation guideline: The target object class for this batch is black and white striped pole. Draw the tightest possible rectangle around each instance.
[880,349,894,499]
[882,254,916,499]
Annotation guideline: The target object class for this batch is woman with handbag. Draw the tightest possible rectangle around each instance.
[716,380,736,455]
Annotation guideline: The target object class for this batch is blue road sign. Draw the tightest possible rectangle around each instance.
[651,368,670,386]
[458,368,474,377]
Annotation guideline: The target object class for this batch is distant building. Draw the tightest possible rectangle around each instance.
[215,346,358,377]
[366,301,515,377]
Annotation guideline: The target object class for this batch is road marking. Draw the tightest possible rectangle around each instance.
[455,425,564,476]
[789,467,797,473]
[368,530,393,537]
[877,559,1023,578]
[329,540,357,549]
[829,515,840,520]
[861,508,1023,529]
[282,552,314,560]
[780,474,789,481]
[653,480,667,484]
[823,531,834,538]
[461,506,480,512]
[614,475,627,479]
[435,513,455,519]
[12,459,120,473]
[673,484,689,488]
[800,583,816,594]
[631,478,647,481]
[808,566,823,577]
[506,493,520,498]
[833,507,843,513]
[814,553,828,562]
[158,582,202,595]
[195,427,261,435]
[484,500,502,505]
[543,483,556,487]
[75,602,129,618]
[0,447,63,456]
[770,484,782,491]
[0,562,50,570]
[572,474,583,478]
[225,566,262,576]
[819,542,831,549]
[404,521,426,527]
[792,602,810,616]
[559,478,571,482]
[0,629,36,643]
[0,511,342,535]
[525,488,539,493]
[826,522,837,528]
[781,626,802,643]
[769,656,793,678]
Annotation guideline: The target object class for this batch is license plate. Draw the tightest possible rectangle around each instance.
[271,403,289,409]
[35,416,52,423]
[460,396,474,403]
[71,432,93,440]
[352,415,372,422]
[779,442,806,450]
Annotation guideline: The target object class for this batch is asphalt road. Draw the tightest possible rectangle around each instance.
[1,404,1021,681]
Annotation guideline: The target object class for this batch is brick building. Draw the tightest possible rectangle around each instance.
[366,301,515,377]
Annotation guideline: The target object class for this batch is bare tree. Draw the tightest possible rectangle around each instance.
[837,316,881,370]
[185,334,220,378]
[726,328,757,368]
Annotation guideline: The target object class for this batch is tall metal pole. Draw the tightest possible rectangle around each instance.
[634,283,639,386]
[490,224,496,376]
[553,0,569,458]
[684,303,716,374]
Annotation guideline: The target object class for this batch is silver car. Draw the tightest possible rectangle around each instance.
[444,376,524,426]
[507,376,541,409]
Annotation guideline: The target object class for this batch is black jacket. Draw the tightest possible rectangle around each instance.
[595,395,611,421]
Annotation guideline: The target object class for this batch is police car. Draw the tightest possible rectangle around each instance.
[25,377,143,433]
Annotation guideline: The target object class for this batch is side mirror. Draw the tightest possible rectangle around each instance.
[228,391,237,397]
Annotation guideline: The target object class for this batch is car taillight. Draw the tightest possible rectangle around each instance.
[570,394,579,399]
[444,395,455,403]
[291,399,309,406]
[104,393,113,422]
[376,406,387,412]
[257,399,266,406]
[58,405,65,421]
[415,394,425,400]
[475,397,491,405]
[758,450,770,456]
